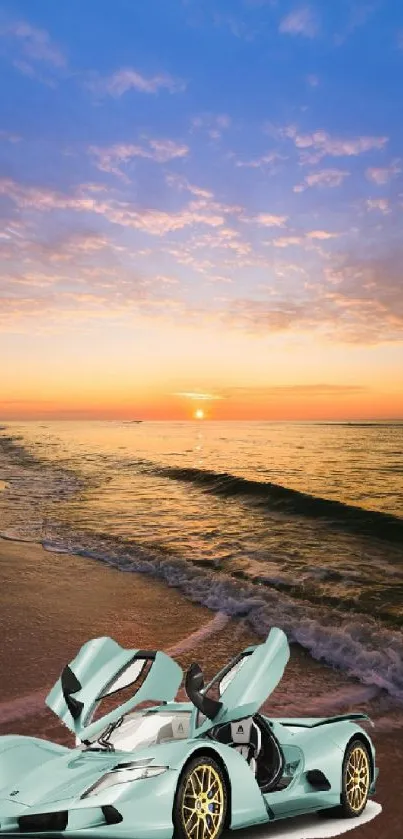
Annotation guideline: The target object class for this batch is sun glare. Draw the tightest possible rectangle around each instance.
[194,409,205,420]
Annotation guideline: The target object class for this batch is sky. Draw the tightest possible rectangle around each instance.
[1,0,403,420]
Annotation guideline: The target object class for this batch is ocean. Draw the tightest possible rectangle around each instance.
[0,419,402,709]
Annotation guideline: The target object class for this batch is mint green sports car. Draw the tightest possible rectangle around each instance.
[0,628,378,838]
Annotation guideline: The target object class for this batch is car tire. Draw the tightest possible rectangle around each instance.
[338,739,371,818]
[317,738,371,820]
[173,755,228,839]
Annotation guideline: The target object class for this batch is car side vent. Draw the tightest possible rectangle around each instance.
[18,811,68,832]
[102,805,123,825]
[306,769,331,791]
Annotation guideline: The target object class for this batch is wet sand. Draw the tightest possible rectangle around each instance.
[0,537,401,837]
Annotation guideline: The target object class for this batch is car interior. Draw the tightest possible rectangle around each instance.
[184,657,284,794]
[206,714,284,793]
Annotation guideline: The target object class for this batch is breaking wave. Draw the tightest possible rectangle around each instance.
[42,539,403,704]
[149,465,403,543]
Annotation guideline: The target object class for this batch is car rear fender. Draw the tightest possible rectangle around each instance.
[323,722,376,781]
[323,721,375,755]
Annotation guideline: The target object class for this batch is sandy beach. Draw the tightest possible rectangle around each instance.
[0,536,401,837]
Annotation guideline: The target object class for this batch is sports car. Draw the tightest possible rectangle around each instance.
[0,628,378,838]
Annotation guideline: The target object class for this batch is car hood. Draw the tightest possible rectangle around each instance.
[0,739,191,810]
[0,750,121,807]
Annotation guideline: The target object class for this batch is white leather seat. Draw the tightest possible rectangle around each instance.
[213,717,262,774]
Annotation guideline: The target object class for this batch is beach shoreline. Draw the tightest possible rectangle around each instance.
[0,536,401,837]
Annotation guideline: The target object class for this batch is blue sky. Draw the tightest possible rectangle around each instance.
[0,0,402,418]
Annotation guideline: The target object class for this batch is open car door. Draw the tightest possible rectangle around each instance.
[186,627,289,736]
[46,637,183,742]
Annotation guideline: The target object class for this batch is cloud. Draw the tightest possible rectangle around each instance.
[41,231,126,264]
[254,213,288,227]
[273,236,303,248]
[0,285,183,331]
[0,228,125,270]
[283,126,388,164]
[2,173,402,344]
[165,174,213,198]
[223,297,323,334]
[334,4,376,46]
[212,12,259,41]
[271,230,339,248]
[365,161,401,184]
[89,139,189,180]
[323,250,403,341]
[191,113,231,140]
[90,67,185,97]
[0,177,228,236]
[220,383,367,398]
[295,168,350,191]
[307,230,339,240]
[279,7,319,38]
[0,129,22,143]
[218,242,403,344]
[171,384,364,401]
[187,227,252,257]
[1,19,66,68]
[366,198,390,214]
[1,19,66,85]
[0,246,189,331]
[173,391,223,400]
[234,151,286,170]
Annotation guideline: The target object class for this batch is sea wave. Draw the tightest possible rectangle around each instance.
[41,538,403,703]
[148,465,403,543]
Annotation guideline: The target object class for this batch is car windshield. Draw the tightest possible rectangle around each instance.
[86,710,191,753]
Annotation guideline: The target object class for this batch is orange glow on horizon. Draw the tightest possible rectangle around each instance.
[0,388,402,421]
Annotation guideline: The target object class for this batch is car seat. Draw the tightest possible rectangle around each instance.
[212,717,262,774]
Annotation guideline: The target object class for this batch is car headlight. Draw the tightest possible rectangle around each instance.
[81,765,168,799]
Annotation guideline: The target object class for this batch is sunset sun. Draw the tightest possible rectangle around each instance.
[194,409,205,420]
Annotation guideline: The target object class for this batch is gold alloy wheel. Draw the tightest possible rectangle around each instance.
[346,745,370,812]
[181,763,225,839]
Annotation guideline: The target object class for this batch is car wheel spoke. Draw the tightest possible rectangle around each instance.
[182,764,225,839]
[346,746,370,812]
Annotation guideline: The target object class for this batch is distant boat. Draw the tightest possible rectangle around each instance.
[123,420,143,424]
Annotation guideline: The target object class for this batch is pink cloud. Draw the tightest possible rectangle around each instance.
[223,247,403,343]
[365,162,401,185]
[1,19,66,67]
[0,178,228,236]
[89,139,189,180]
[271,230,339,247]
[283,126,388,164]
[99,67,185,96]
[235,151,285,169]
[279,7,319,38]
[166,174,214,199]
[254,213,288,227]
[307,230,339,240]
[273,236,303,248]
[295,168,350,190]
[366,198,390,214]
[191,113,231,140]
